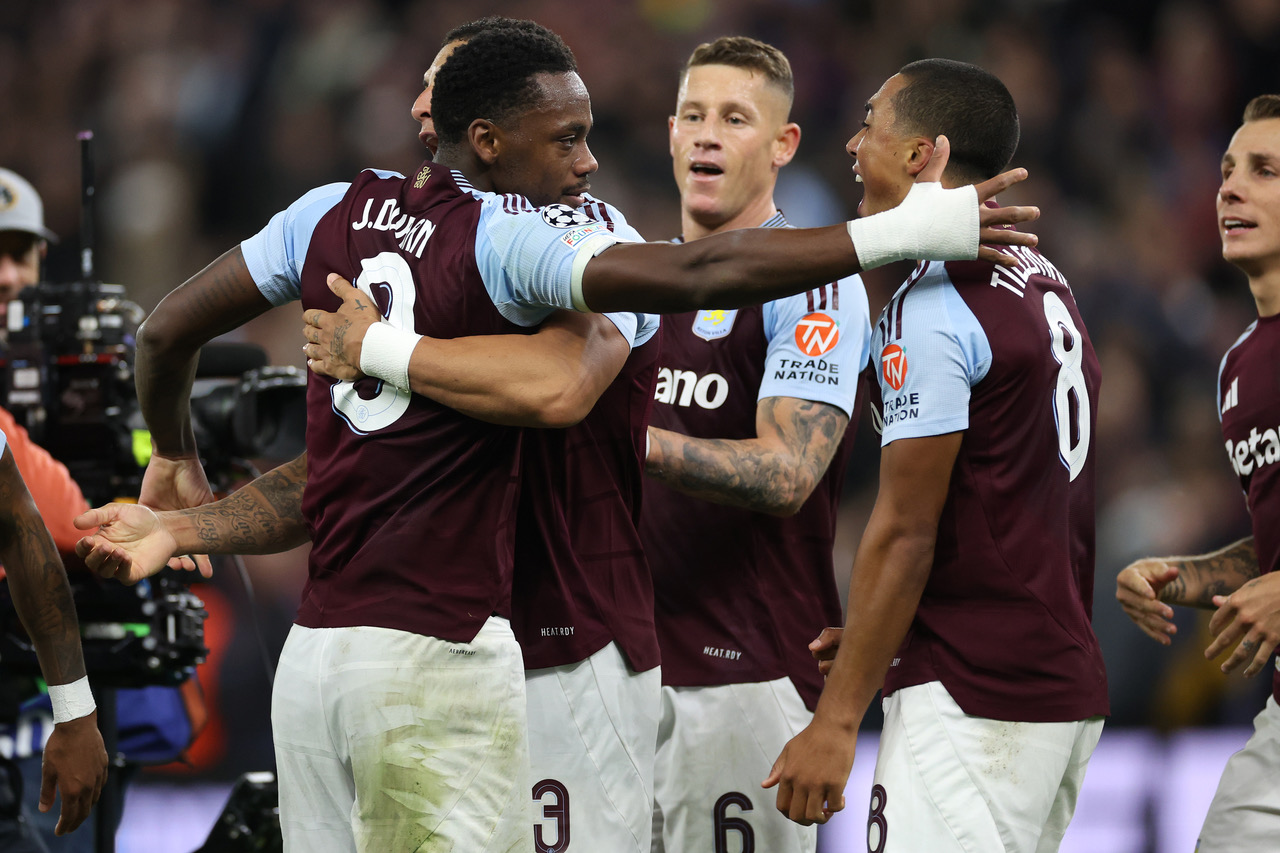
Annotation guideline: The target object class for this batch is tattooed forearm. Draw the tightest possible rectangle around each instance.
[1160,537,1259,608]
[136,247,269,454]
[646,398,848,515]
[173,455,309,554]
[0,458,86,685]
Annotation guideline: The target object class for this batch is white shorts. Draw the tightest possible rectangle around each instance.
[1196,694,1280,853]
[525,641,660,853]
[271,619,530,853]
[872,681,1103,853]
[652,678,817,853]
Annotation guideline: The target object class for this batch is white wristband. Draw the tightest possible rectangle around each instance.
[49,676,95,724]
[359,322,422,393]
[846,181,980,269]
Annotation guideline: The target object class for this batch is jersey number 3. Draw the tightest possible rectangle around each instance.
[331,252,417,433]
[1043,290,1090,481]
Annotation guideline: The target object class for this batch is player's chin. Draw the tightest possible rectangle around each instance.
[560,193,587,208]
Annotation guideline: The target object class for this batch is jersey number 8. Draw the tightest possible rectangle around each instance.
[1043,290,1090,482]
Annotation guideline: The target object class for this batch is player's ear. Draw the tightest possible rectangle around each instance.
[469,119,501,166]
[905,136,935,178]
[773,122,801,168]
[668,115,677,159]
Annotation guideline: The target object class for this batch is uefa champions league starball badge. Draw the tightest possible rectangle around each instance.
[541,204,594,228]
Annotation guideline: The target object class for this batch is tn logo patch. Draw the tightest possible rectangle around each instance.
[794,312,839,356]
[881,343,908,391]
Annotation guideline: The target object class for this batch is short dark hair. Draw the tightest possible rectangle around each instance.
[442,16,536,47]
[432,21,578,146]
[682,36,794,110]
[892,59,1019,183]
[1243,94,1280,123]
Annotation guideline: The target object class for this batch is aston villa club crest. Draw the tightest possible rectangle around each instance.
[692,309,737,341]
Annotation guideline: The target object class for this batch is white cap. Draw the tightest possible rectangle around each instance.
[0,168,58,243]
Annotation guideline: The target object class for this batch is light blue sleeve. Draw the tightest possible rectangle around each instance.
[239,182,352,306]
[876,279,991,445]
[0,427,7,459]
[756,275,870,418]
[473,197,641,327]
[600,312,660,349]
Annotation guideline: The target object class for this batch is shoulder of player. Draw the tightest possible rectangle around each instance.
[1219,320,1262,372]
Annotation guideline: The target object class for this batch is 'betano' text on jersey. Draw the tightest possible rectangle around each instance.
[871,242,1109,723]
[1218,313,1280,704]
[640,211,873,710]
[239,164,649,644]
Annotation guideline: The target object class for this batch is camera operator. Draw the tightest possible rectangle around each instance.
[0,168,108,850]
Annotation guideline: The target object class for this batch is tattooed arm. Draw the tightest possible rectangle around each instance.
[74,454,309,585]
[645,397,850,516]
[1116,537,1259,645]
[136,247,274,510]
[0,445,108,834]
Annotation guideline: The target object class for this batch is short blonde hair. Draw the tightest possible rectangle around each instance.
[1243,94,1280,122]
[682,36,794,108]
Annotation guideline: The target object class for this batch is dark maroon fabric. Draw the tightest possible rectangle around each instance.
[512,330,663,672]
[1217,312,1280,703]
[298,166,526,643]
[881,256,1109,723]
[640,298,856,710]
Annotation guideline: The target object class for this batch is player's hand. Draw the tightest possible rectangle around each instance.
[1206,573,1280,677]
[302,273,378,381]
[139,452,215,575]
[916,134,1039,267]
[40,711,107,835]
[809,627,843,677]
[1116,558,1180,645]
[73,503,191,584]
[763,715,855,825]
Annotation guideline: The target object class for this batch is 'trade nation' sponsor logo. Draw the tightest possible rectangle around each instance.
[881,343,908,391]
[692,309,737,341]
[795,312,839,356]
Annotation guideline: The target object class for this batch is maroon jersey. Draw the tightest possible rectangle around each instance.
[1217,313,1280,703]
[513,330,662,672]
[873,248,1109,722]
[640,261,868,709]
[297,166,527,643]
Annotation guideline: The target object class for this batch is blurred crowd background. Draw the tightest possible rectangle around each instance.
[3,0,1280,786]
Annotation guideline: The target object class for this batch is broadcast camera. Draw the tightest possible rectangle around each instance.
[0,134,305,689]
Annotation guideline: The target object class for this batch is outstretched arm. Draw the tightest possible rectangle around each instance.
[764,431,961,825]
[303,274,632,428]
[1116,537,1258,644]
[579,137,1037,313]
[75,454,310,584]
[136,246,273,509]
[0,447,107,835]
[646,397,849,516]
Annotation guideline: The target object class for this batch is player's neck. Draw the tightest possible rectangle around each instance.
[681,195,779,242]
[1247,269,1280,318]
[431,147,485,191]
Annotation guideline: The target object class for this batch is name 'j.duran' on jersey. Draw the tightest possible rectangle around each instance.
[642,210,872,709]
[869,245,1108,724]
[238,164,646,645]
